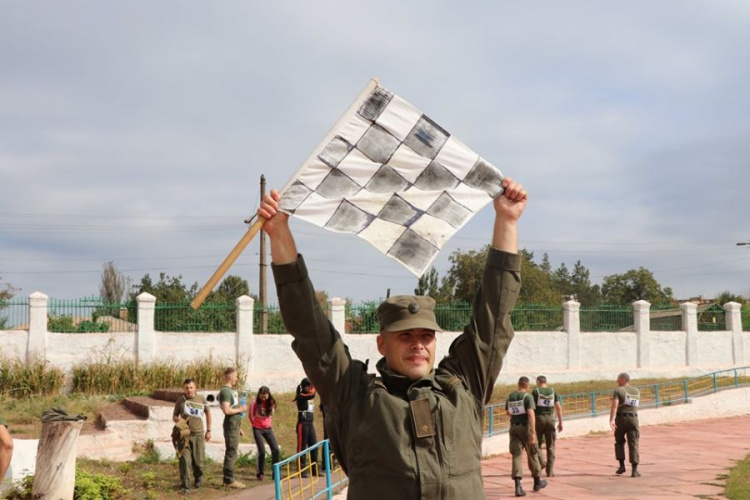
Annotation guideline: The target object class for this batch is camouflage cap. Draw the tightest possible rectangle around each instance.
[377,295,442,333]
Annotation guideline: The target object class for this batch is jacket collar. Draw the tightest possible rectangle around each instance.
[375,357,438,399]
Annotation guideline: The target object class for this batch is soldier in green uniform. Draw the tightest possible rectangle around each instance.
[218,367,248,489]
[506,376,547,497]
[172,378,212,493]
[258,177,527,499]
[0,417,12,487]
[531,375,563,477]
[609,372,641,477]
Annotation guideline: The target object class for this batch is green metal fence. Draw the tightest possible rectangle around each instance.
[743,305,750,332]
[47,297,136,333]
[580,304,633,332]
[697,306,726,331]
[511,305,564,331]
[154,301,235,332]
[484,366,750,437]
[0,297,29,330]
[649,304,682,331]
[253,303,287,334]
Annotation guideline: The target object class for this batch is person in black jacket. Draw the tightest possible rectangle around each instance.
[294,378,318,477]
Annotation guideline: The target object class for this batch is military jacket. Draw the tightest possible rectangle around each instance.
[173,394,208,434]
[506,391,535,425]
[273,249,521,500]
[613,385,640,414]
[531,387,559,416]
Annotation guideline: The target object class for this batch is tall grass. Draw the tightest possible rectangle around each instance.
[71,356,247,395]
[0,357,65,397]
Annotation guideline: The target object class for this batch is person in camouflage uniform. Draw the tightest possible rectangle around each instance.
[172,378,211,493]
[258,178,527,499]
[531,375,563,477]
[609,372,641,477]
[506,376,547,497]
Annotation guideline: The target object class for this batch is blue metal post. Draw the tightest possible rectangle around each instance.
[590,391,597,417]
[324,440,332,500]
[683,380,689,402]
[713,372,718,392]
[488,406,494,437]
[273,462,282,500]
[654,384,660,408]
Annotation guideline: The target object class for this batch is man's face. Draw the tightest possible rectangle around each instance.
[377,328,436,380]
[226,371,238,387]
[617,376,626,387]
[183,382,197,398]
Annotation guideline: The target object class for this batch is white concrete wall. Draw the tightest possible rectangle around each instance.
[698,331,733,366]
[0,330,27,359]
[649,331,686,367]
[2,295,749,394]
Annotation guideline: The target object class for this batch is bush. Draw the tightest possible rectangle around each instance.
[74,470,124,500]
[72,356,246,395]
[3,471,123,500]
[0,357,65,397]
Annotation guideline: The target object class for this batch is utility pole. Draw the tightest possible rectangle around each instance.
[259,175,268,334]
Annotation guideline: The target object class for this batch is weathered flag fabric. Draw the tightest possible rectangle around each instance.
[279,79,504,277]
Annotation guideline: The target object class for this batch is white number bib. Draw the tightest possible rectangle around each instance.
[184,401,205,418]
[624,392,640,407]
[306,401,315,413]
[508,400,526,415]
[537,392,554,408]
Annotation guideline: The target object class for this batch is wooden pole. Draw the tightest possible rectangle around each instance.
[32,420,84,499]
[190,218,266,310]
[259,175,268,334]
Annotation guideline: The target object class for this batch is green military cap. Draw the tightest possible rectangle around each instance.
[377,295,442,333]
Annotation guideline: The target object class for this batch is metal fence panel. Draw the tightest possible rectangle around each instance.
[0,297,29,330]
[47,297,136,333]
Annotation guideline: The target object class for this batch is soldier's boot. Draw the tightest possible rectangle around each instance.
[615,460,626,475]
[631,464,641,477]
[514,477,526,497]
[533,476,548,492]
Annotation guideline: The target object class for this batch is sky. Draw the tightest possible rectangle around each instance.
[2,1,750,306]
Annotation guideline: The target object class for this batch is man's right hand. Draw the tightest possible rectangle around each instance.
[258,189,290,238]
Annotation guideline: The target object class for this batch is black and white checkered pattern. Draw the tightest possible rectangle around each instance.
[279,82,504,277]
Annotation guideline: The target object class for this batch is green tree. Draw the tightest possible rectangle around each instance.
[99,261,129,304]
[714,290,745,306]
[441,245,490,303]
[0,277,16,329]
[132,272,199,303]
[415,267,440,297]
[601,268,673,305]
[567,260,601,306]
[518,250,560,305]
[208,275,250,303]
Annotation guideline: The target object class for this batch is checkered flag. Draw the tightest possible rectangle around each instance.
[279,78,505,277]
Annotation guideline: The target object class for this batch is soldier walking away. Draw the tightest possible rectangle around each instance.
[219,367,248,489]
[609,372,641,477]
[293,378,318,478]
[532,375,563,477]
[506,376,547,497]
[172,378,212,494]
[258,177,527,499]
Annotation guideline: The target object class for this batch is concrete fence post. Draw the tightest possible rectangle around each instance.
[633,300,651,368]
[329,297,347,334]
[135,292,156,365]
[236,295,255,385]
[564,300,580,370]
[681,302,699,367]
[27,291,48,363]
[725,301,745,366]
